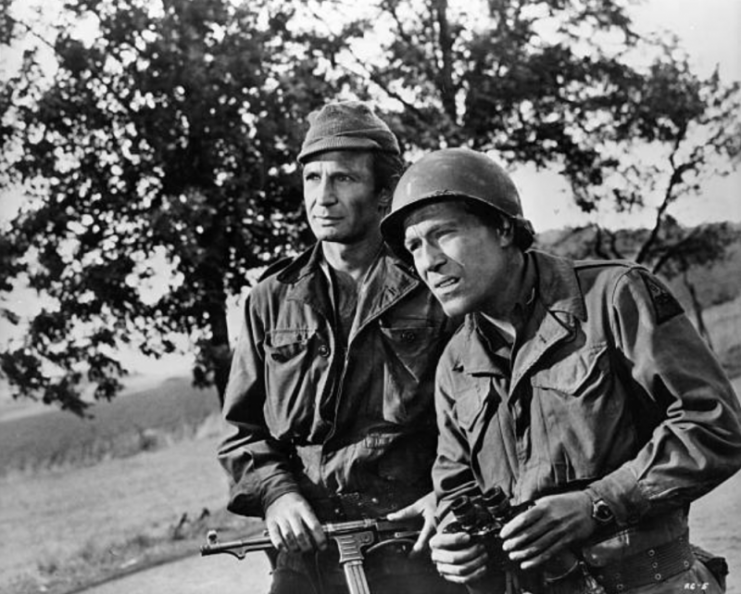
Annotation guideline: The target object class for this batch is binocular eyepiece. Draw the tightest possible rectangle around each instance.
[442,487,532,570]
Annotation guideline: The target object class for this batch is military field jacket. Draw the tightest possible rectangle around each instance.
[434,251,741,527]
[219,244,451,519]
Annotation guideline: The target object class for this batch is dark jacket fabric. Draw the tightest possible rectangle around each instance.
[434,251,741,554]
[219,244,452,520]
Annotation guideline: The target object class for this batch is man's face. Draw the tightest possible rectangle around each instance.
[402,201,514,318]
[302,151,387,244]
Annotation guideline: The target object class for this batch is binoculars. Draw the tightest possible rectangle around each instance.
[442,487,532,570]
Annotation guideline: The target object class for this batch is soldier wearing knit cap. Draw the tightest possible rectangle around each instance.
[219,101,463,594]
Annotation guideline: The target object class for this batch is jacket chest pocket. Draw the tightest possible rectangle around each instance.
[263,329,327,437]
[377,322,443,423]
[455,376,498,434]
[530,343,609,396]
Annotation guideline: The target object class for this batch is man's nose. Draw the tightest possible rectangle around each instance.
[415,242,446,276]
[316,177,337,205]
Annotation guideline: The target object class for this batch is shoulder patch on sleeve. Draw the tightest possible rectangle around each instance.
[639,271,683,324]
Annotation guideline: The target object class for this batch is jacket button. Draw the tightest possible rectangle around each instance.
[401,330,416,343]
[318,345,330,358]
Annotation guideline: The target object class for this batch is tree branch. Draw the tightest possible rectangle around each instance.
[432,0,456,121]
[635,130,698,264]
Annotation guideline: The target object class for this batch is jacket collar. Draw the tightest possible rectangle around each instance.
[276,242,421,324]
[532,250,587,322]
[510,251,587,393]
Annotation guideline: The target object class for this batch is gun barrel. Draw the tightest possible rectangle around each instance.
[200,533,273,559]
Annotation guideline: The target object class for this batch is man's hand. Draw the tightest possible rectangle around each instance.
[429,530,488,584]
[386,491,437,555]
[500,491,595,570]
[265,492,327,553]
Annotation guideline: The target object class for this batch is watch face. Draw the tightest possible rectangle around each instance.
[593,500,614,524]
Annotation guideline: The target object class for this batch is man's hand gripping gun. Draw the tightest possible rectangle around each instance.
[201,518,421,594]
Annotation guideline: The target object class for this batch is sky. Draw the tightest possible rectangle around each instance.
[515,0,741,233]
[1,0,740,380]
[2,0,739,234]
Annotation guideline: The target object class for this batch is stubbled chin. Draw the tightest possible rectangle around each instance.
[312,228,339,241]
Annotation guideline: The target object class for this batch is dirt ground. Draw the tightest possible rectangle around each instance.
[2,378,740,594]
[0,425,233,591]
[74,550,272,594]
[74,468,741,594]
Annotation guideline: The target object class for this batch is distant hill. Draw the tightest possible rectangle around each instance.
[537,222,741,311]
[0,375,219,476]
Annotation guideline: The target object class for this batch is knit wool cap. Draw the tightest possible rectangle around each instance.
[297,101,401,163]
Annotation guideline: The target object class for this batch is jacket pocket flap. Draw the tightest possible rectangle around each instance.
[455,377,495,430]
[265,329,316,362]
[531,343,608,394]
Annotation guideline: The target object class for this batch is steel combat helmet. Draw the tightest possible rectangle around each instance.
[381,148,534,257]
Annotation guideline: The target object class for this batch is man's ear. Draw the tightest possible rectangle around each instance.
[378,188,392,212]
[498,219,515,247]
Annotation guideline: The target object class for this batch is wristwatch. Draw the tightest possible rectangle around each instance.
[591,497,615,525]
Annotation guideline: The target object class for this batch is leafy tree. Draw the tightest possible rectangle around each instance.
[0,0,343,414]
[530,51,741,343]
[322,0,739,341]
[1,0,738,414]
[322,0,739,211]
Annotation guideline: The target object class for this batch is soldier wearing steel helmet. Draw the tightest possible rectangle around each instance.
[380,147,741,594]
[218,103,463,594]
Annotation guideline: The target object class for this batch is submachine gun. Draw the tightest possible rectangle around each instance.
[201,517,421,594]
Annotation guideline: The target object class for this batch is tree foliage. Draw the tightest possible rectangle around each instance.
[1,0,739,414]
[0,0,343,414]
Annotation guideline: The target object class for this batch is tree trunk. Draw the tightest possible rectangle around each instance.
[209,304,232,406]
[433,0,457,121]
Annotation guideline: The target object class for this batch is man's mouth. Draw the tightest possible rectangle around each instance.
[433,277,459,291]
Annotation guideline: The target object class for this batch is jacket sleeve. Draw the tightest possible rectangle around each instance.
[217,293,300,518]
[587,266,741,526]
[432,352,481,520]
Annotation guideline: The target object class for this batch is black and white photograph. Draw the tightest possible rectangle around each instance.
[1,1,739,593]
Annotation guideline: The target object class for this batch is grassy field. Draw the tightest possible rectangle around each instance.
[0,429,254,593]
[2,396,740,594]
[0,375,221,476]
[1,292,739,594]
[0,374,260,594]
